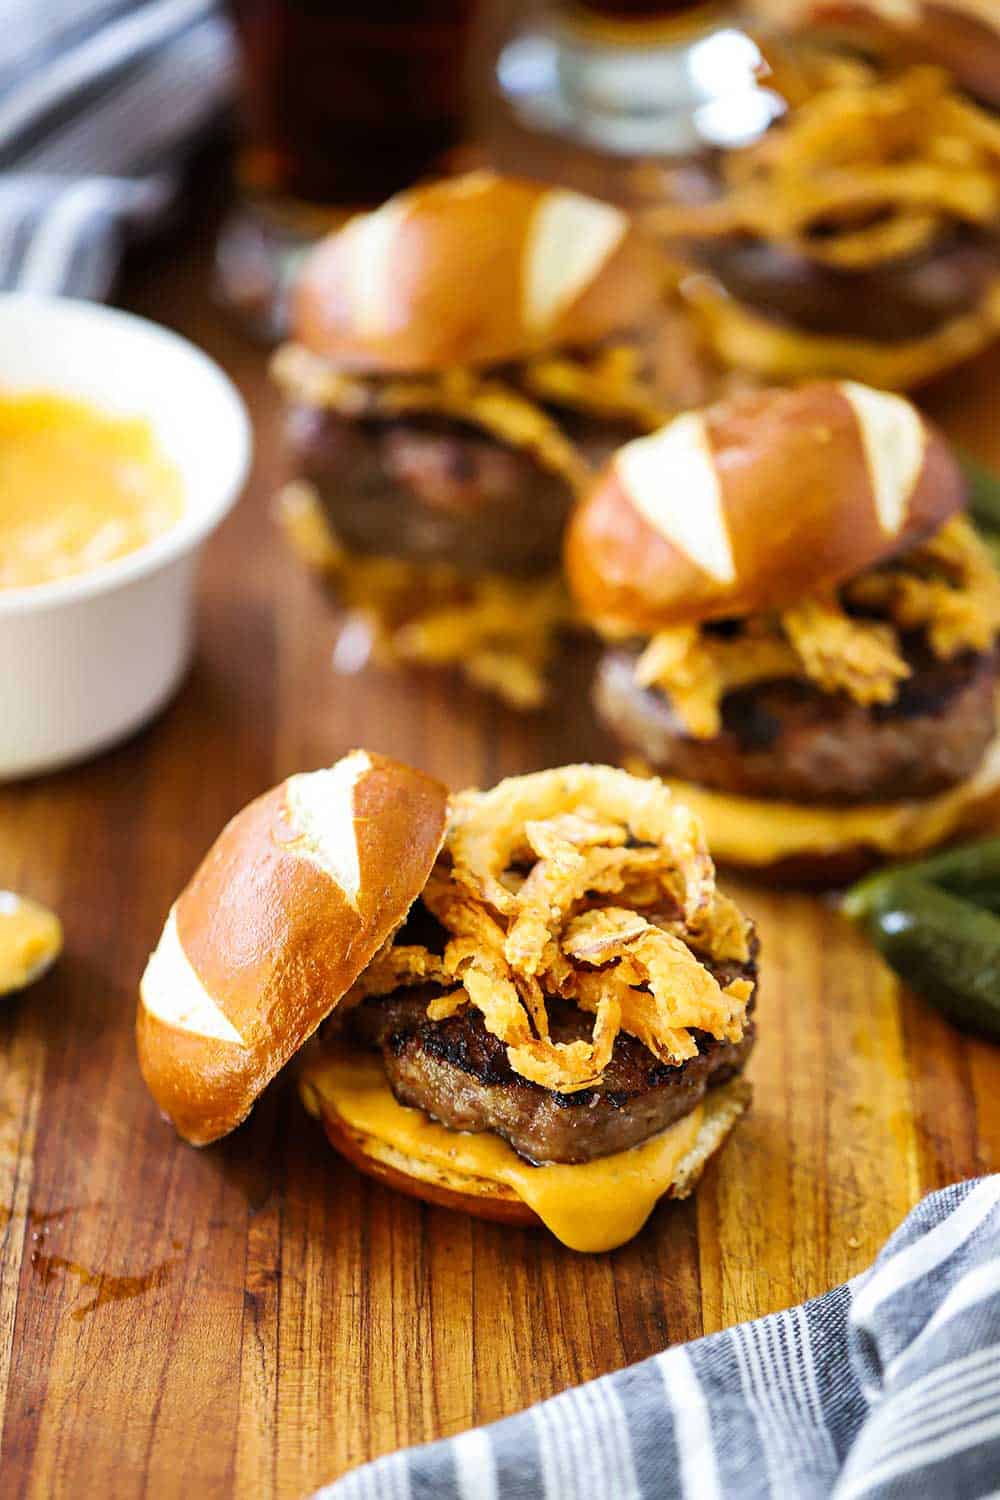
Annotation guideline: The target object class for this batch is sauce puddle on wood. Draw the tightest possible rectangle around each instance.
[29,1250,176,1320]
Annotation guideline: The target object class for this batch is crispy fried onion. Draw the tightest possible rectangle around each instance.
[647,65,1000,271]
[845,517,1000,660]
[274,260,752,464]
[781,598,910,706]
[635,518,1000,738]
[521,345,670,431]
[636,624,802,740]
[276,481,570,710]
[345,766,754,1092]
[273,342,588,490]
[273,327,742,490]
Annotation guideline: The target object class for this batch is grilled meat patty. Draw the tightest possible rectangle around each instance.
[596,643,998,805]
[286,406,578,577]
[695,230,999,343]
[345,947,757,1166]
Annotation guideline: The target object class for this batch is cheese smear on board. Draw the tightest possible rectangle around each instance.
[0,393,183,589]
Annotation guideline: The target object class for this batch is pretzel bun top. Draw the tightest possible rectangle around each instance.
[136,750,448,1146]
[292,171,662,374]
[565,381,964,633]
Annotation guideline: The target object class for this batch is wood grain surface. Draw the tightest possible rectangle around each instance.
[2,199,1000,1500]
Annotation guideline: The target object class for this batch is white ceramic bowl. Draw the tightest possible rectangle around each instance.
[0,294,251,779]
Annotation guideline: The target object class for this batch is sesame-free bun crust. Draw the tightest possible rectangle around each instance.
[312,1076,752,1233]
[566,381,964,634]
[137,752,448,1145]
[293,171,662,375]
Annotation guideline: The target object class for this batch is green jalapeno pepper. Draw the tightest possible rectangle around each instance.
[960,452,1000,537]
[844,459,1000,1034]
[844,848,1000,1039]
[846,838,1000,916]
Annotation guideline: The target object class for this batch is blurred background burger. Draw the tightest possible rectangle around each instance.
[567,379,1000,882]
[270,170,705,708]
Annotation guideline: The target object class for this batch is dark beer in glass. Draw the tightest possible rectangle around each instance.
[218,0,475,335]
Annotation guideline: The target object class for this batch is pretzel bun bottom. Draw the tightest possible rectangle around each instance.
[311,1078,751,1239]
[319,1110,539,1226]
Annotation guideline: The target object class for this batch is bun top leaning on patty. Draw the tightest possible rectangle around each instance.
[292,171,664,376]
[137,751,449,1145]
[565,380,965,635]
[137,753,757,1166]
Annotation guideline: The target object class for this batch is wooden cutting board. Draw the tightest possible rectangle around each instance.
[2,218,999,1500]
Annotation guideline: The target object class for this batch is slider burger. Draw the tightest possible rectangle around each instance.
[566,381,1000,883]
[137,752,758,1253]
[271,170,696,709]
[650,58,1000,389]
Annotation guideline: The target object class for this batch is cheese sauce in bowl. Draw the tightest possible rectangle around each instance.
[0,393,184,590]
[0,294,250,779]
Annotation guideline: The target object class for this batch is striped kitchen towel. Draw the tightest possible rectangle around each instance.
[316,1176,1000,1499]
[0,0,233,298]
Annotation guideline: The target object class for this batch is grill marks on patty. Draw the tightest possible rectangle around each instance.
[596,643,998,805]
[345,944,757,1166]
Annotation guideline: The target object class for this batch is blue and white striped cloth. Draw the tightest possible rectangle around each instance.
[317,1177,1000,1499]
[0,0,233,298]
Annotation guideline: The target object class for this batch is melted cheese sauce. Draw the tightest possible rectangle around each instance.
[302,1047,705,1253]
[0,393,183,589]
[0,892,62,995]
[660,732,1000,865]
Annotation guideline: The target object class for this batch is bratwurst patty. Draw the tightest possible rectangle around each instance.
[596,643,998,805]
[346,948,757,1166]
[286,406,576,577]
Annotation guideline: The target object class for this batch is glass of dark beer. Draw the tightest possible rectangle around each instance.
[217,0,476,337]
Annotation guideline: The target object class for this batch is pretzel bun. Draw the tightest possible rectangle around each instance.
[315,1102,540,1227]
[305,1065,752,1235]
[566,380,964,633]
[137,750,448,1146]
[292,171,662,374]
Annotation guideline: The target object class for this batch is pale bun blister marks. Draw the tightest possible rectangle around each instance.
[566,381,965,635]
[293,171,663,375]
[137,751,449,1146]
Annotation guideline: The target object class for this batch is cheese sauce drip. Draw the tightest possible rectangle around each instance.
[0,393,183,589]
[0,892,62,995]
[302,1047,709,1253]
